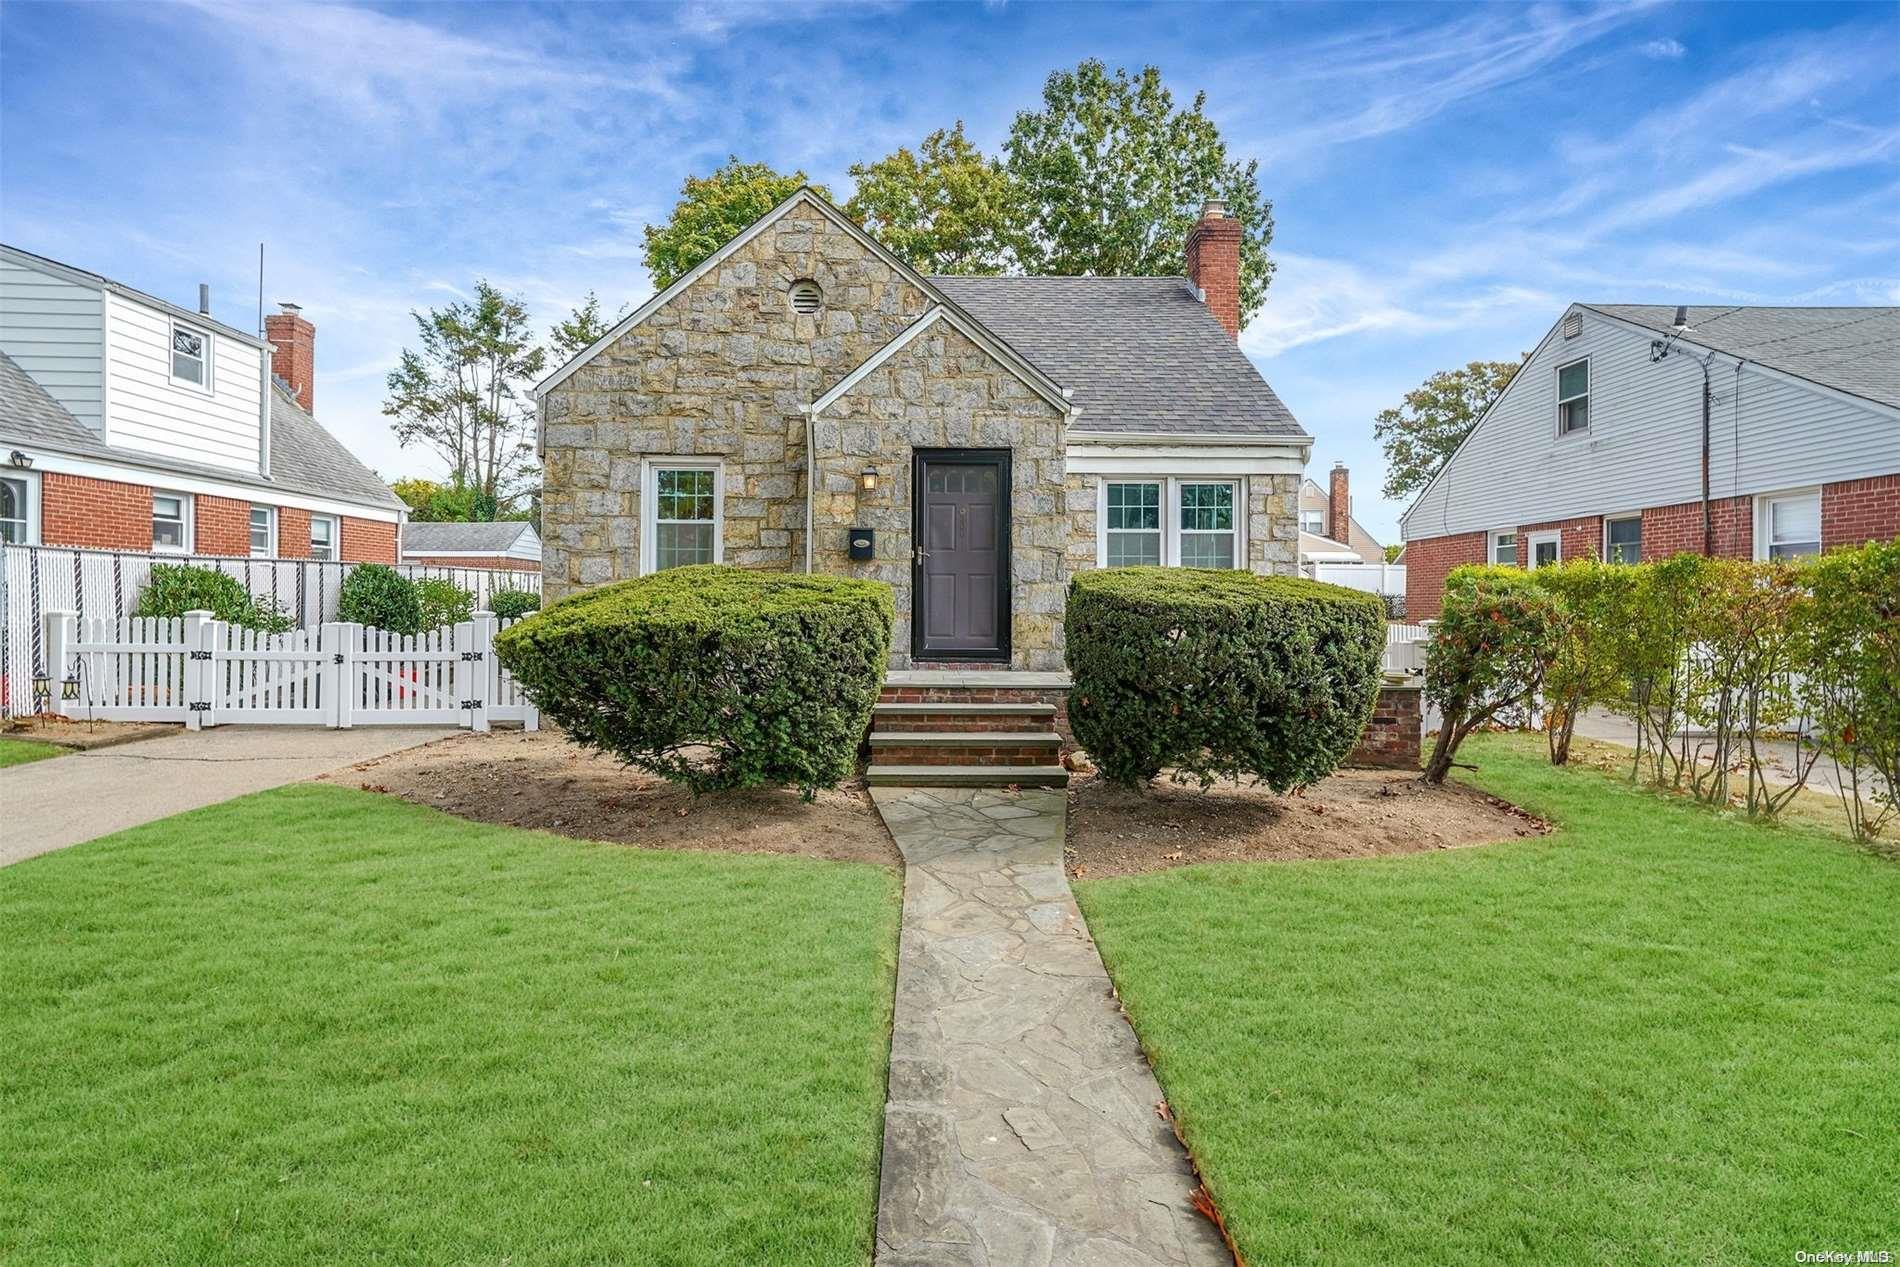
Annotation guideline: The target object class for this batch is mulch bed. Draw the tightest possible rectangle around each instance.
[2,716,180,750]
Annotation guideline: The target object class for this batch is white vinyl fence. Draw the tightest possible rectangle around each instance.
[1309,561,1407,597]
[1385,621,1431,676]
[1,543,539,716]
[41,609,537,731]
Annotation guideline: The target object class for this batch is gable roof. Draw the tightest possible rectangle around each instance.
[810,304,1072,418]
[930,275,1306,440]
[2,243,270,350]
[1580,305,1900,412]
[0,349,402,512]
[402,521,538,553]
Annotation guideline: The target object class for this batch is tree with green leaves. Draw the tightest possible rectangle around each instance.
[383,281,545,511]
[1005,60,1275,323]
[548,290,629,361]
[845,123,1024,275]
[1373,359,1521,502]
[642,158,827,289]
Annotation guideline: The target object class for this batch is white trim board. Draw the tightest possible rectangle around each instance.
[810,305,1073,418]
[15,448,403,523]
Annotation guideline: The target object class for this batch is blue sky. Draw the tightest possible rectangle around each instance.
[3,1,1896,542]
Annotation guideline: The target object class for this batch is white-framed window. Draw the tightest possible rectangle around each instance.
[1556,357,1589,435]
[1299,508,1326,536]
[1489,530,1518,566]
[152,491,190,552]
[1757,489,1820,562]
[1,470,39,544]
[309,514,337,561]
[1605,515,1641,565]
[1097,477,1244,569]
[1104,481,1163,566]
[641,460,723,573]
[249,505,275,557]
[1527,530,1561,569]
[170,320,211,391]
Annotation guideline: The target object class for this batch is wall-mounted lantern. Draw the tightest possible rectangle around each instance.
[859,468,879,493]
[7,450,32,469]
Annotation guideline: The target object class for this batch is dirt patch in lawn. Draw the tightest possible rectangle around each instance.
[1067,767,1549,877]
[1,716,179,750]
[343,728,899,867]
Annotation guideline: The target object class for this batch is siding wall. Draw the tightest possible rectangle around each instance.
[103,290,263,474]
[1403,307,1900,541]
[0,256,105,432]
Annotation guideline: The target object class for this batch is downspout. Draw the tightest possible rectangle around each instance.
[802,402,816,574]
[1697,348,1717,556]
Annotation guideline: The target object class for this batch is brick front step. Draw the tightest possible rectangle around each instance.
[867,731,1062,766]
[871,702,1057,733]
[864,764,1069,788]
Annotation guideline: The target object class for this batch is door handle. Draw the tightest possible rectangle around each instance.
[913,546,930,566]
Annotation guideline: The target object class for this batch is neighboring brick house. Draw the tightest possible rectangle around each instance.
[401,520,542,571]
[537,188,1310,671]
[1401,303,1900,618]
[0,245,403,560]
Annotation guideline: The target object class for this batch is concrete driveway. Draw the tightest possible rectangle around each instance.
[1,726,450,867]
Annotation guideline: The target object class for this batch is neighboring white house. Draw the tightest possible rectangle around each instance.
[401,520,542,572]
[0,243,403,559]
[1401,303,1900,617]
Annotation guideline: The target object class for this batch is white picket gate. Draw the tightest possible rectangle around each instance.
[40,609,537,732]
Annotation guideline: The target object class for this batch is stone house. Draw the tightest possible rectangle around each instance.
[536,188,1311,671]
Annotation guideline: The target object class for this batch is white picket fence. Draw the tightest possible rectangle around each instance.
[40,609,537,731]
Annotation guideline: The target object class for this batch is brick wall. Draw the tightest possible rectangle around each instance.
[1403,530,1486,619]
[195,495,252,556]
[1347,682,1422,770]
[341,516,398,564]
[1641,495,1753,561]
[1519,514,1603,566]
[277,507,311,559]
[1184,206,1242,339]
[40,472,152,551]
[1822,474,1900,549]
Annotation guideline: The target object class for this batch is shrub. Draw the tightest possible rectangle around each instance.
[414,577,474,631]
[1422,566,1560,782]
[495,565,892,798]
[133,563,292,632]
[1527,560,1637,765]
[1065,567,1385,791]
[488,587,541,621]
[1797,539,1900,840]
[338,564,424,635]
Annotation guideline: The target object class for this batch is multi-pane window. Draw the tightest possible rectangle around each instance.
[1606,516,1641,564]
[249,505,274,557]
[651,466,719,570]
[1178,483,1236,568]
[1299,509,1326,535]
[309,515,336,561]
[1761,491,1820,562]
[1557,359,1589,434]
[171,322,209,388]
[1491,531,1518,566]
[1,475,29,544]
[152,492,188,551]
[1104,482,1162,566]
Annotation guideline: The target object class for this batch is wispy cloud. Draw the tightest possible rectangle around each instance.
[1640,37,1686,59]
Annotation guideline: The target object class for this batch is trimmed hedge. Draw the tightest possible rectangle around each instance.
[495,565,893,798]
[133,563,292,632]
[488,587,541,621]
[1066,567,1385,789]
[337,564,424,634]
[414,577,474,630]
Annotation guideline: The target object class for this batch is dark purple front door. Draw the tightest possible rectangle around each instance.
[914,452,1009,660]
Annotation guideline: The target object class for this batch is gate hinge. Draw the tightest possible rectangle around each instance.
[460,698,484,710]
[187,649,212,661]
[334,653,345,664]
[188,701,212,712]
[460,650,484,662]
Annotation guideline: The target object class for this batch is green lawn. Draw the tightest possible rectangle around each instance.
[1076,733,1900,1265]
[0,737,63,767]
[1,785,900,1266]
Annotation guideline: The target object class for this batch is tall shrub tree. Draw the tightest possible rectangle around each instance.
[1374,360,1521,501]
[642,159,825,289]
[1799,540,1900,840]
[383,281,544,513]
[1005,60,1275,324]
[1529,561,1635,765]
[1421,566,1560,783]
[846,123,1025,274]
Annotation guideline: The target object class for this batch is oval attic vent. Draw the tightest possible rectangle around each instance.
[790,280,823,314]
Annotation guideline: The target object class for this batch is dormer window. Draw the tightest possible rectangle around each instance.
[171,321,209,389]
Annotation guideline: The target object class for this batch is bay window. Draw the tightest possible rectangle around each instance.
[1098,478,1243,569]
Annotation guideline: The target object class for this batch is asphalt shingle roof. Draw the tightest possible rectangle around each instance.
[1583,305,1900,411]
[929,275,1308,439]
[0,349,402,512]
[402,521,536,553]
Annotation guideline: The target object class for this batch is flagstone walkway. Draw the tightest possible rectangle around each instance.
[869,785,1229,1267]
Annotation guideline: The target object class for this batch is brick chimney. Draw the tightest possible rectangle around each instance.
[1184,198,1242,339]
[1328,462,1352,546]
[265,302,315,414]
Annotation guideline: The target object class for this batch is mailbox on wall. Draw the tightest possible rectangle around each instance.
[847,527,875,561]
